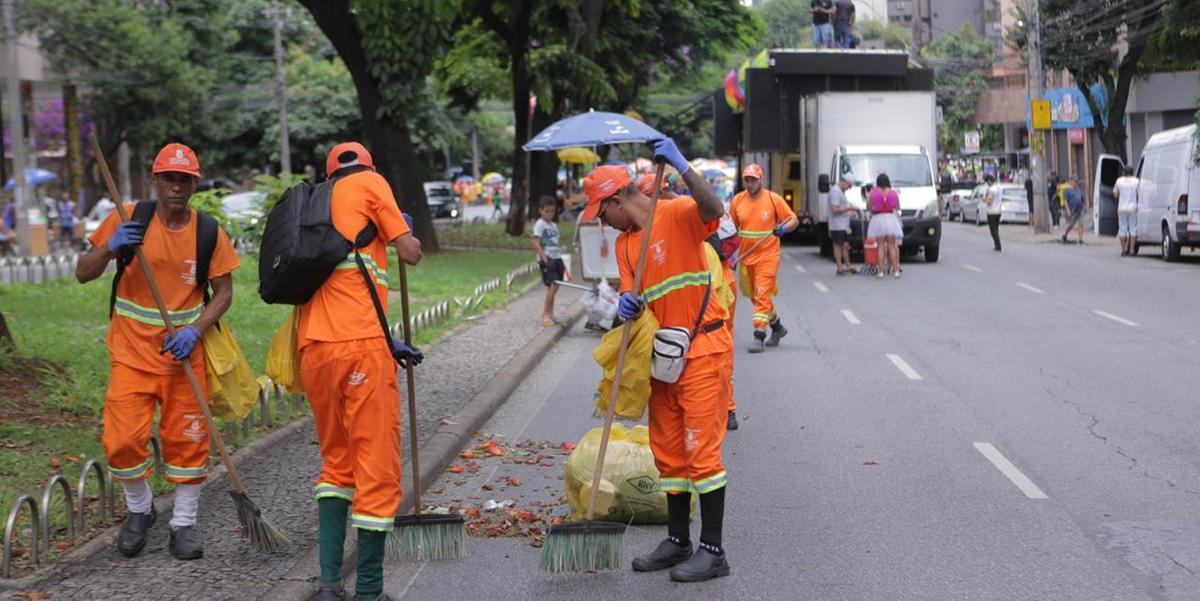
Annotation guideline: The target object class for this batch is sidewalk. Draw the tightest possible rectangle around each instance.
[947,216,1100,246]
[4,285,581,601]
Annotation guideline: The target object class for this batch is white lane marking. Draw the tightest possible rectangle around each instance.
[973,442,1049,499]
[396,561,429,599]
[794,264,807,273]
[1094,310,1138,327]
[962,263,983,272]
[1016,282,1045,294]
[886,354,922,380]
[813,281,829,293]
[841,310,861,325]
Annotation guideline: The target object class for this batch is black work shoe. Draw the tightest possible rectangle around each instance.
[169,525,204,560]
[669,547,731,582]
[766,322,788,347]
[309,582,346,601]
[748,330,766,354]
[632,538,692,572]
[727,411,739,431]
[117,506,157,558]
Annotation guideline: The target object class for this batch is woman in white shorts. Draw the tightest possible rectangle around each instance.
[867,174,903,278]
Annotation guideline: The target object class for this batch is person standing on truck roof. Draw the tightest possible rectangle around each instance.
[833,0,856,49]
[585,139,735,582]
[811,0,836,49]
[729,164,799,354]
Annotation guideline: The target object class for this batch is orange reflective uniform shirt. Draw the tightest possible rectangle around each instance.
[617,197,731,359]
[729,189,796,266]
[89,205,240,375]
[299,170,410,348]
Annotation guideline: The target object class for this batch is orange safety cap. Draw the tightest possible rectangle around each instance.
[636,173,669,197]
[742,163,764,180]
[581,165,632,222]
[151,143,202,178]
[325,142,375,177]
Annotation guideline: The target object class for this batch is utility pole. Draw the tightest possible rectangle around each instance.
[271,3,291,175]
[1028,0,1051,233]
[4,0,29,255]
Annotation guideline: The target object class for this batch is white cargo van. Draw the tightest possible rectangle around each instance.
[1095,124,1200,261]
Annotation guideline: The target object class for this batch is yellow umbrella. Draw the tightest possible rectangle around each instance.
[556,147,601,164]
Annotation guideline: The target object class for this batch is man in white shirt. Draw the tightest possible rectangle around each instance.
[827,174,858,274]
[1114,166,1139,256]
[983,174,1002,252]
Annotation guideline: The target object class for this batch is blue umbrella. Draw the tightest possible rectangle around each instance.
[523,110,664,151]
[4,167,57,189]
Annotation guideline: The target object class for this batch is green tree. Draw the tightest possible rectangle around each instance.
[924,23,995,156]
[758,0,813,48]
[857,19,913,52]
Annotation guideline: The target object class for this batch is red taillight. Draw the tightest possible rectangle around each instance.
[1179,194,1189,215]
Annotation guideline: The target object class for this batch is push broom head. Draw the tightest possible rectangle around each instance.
[538,520,626,573]
[230,491,289,553]
[387,513,469,561]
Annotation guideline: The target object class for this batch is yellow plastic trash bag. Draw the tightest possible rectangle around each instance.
[564,424,692,524]
[592,310,659,420]
[202,320,257,421]
[265,307,304,394]
[737,263,778,298]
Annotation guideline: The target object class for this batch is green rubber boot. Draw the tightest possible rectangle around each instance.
[354,529,388,601]
[318,498,351,588]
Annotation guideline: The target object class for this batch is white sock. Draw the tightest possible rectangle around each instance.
[122,479,153,515]
[170,483,203,529]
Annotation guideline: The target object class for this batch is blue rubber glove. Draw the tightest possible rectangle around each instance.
[389,336,424,368]
[161,326,201,361]
[107,221,145,254]
[402,212,414,231]
[653,138,690,176]
[617,292,644,321]
[773,225,788,237]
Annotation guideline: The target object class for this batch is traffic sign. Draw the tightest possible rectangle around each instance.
[1031,99,1052,130]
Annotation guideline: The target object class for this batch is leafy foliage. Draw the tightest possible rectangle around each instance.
[253,173,310,214]
[857,19,913,52]
[758,0,814,48]
[924,23,995,155]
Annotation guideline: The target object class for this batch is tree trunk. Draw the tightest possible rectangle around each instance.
[504,38,532,237]
[0,309,12,348]
[528,108,561,220]
[296,0,439,252]
[63,84,83,211]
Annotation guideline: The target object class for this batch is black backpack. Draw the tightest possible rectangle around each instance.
[109,200,219,318]
[257,168,377,305]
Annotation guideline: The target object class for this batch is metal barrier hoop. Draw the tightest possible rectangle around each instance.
[2,495,40,578]
[39,475,75,553]
[76,459,110,532]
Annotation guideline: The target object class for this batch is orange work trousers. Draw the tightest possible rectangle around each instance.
[103,356,211,484]
[745,259,779,331]
[649,351,730,496]
[301,338,402,532]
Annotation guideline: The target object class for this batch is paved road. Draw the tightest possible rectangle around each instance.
[380,222,1200,600]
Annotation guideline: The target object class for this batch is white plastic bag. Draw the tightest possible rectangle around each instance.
[583,279,619,329]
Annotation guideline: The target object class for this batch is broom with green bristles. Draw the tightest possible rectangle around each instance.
[539,161,668,573]
[387,263,468,560]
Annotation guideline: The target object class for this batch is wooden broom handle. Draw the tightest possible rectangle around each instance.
[88,133,245,494]
[585,161,666,522]
[398,263,422,513]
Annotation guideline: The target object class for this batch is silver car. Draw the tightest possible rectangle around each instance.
[961,183,1030,225]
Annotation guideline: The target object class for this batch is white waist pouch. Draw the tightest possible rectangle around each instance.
[651,327,692,384]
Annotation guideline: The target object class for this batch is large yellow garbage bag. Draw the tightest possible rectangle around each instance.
[703,244,734,310]
[737,262,778,298]
[201,320,257,421]
[564,424,692,524]
[264,307,303,394]
[592,310,658,420]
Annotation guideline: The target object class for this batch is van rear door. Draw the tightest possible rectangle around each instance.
[1093,154,1123,236]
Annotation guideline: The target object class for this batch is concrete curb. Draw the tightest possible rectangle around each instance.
[0,416,313,591]
[263,301,585,601]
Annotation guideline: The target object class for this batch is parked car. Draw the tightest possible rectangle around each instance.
[961,183,1028,225]
[1095,124,1200,261]
[943,180,977,221]
[423,181,462,220]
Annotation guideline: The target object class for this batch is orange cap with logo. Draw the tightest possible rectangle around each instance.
[325,142,375,177]
[636,173,669,196]
[152,143,202,178]
[742,163,764,180]
[581,165,632,222]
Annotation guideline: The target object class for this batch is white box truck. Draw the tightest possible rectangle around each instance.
[803,91,942,262]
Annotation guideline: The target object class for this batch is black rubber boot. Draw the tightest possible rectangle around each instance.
[748,330,766,354]
[117,505,157,558]
[766,320,788,347]
[168,525,204,560]
[669,545,731,582]
[632,538,693,572]
[727,411,739,431]
[308,581,346,601]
